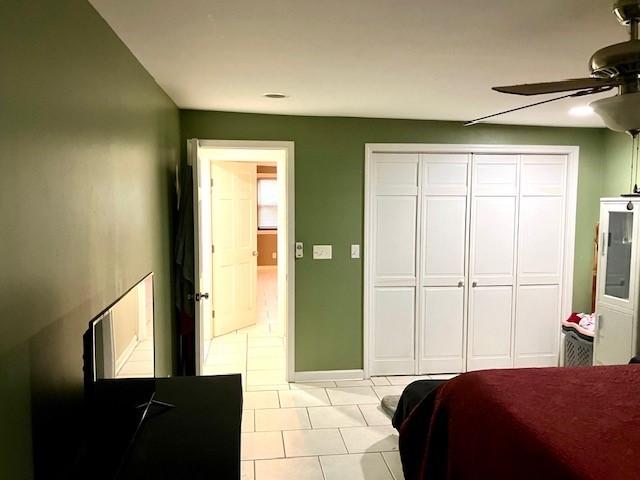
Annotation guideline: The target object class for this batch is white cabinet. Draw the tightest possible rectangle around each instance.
[367,149,573,376]
[594,199,640,365]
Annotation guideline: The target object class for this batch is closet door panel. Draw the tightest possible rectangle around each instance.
[374,196,417,285]
[472,155,518,196]
[419,287,465,373]
[518,196,564,285]
[371,287,416,374]
[370,154,419,375]
[422,196,466,286]
[470,196,516,286]
[468,286,513,370]
[514,285,560,367]
[520,155,566,196]
[422,154,469,195]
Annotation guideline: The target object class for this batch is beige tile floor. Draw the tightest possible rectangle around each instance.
[203,267,461,479]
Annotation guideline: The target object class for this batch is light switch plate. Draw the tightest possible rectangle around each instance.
[312,245,332,260]
[351,244,360,259]
[295,242,304,258]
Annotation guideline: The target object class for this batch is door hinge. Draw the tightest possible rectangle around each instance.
[212,310,215,319]
[210,178,214,188]
[211,244,215,253]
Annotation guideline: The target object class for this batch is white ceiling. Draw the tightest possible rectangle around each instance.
[89,0,629,127]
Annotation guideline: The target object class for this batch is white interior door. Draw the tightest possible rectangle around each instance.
[514,155,566,367]
[418,154,469,374]
[190,139,213,375]
[369,154,419,375]
[211,162,258,337]
[467,155,518,371]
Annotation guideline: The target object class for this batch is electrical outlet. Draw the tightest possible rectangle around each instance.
[272,252,277,259]
[351,244,360,259]
[295,242,304,258]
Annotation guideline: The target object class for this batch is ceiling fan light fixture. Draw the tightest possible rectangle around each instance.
[569,105,594,116]
[591,92,640,132]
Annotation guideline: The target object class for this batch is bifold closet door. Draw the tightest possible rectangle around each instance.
[369,154,419,375]
[467,155,518,371]
[418,154,469,374]
[514,156,566,367]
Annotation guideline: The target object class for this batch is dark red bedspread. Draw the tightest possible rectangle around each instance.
[399,365,640,480]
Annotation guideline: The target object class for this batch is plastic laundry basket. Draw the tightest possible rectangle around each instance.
[563,329,594,367]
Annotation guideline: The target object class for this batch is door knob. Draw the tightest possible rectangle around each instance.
[188,292,210,301]
[252,251,258,256]
[472,281,478,288]
[458,281,464,288]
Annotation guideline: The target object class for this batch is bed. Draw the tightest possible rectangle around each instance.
[397,365,640,480]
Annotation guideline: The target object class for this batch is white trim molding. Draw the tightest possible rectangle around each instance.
[293,369,365,383]
[364,143,579,378]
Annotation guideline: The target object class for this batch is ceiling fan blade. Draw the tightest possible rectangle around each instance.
[465,87,613,126]
[493,78,622,96]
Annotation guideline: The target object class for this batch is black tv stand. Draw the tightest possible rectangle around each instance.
[75,375,242,480]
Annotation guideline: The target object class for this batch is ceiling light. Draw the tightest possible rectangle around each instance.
[263,93,288,99]
[569,105,594,117]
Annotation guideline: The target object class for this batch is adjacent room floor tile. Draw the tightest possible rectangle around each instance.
[358,404,393,426]
[372,385,406,399]
[255,407,311,432]
[282,429,347,457]
[326,387,379,405]
[249,336,284,348]
[241,431,284,460]
[241,460,255,480]
[386,375,431,386]
[244,391,280,409]
[320,453,393,480]
[335,379,373,387]
[242,410,255,433]
[248,346,286,359]
[340,426,399,453]
[382,451,405,480]
[307,405,367,428]
[247,355,285,371]
[279,388,331,407]
[371,377,392,386]
[255,457,324,480]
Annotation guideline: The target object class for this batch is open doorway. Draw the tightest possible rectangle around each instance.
[188,140,294,386]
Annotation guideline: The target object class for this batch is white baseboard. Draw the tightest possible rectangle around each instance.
[293,369,365,382]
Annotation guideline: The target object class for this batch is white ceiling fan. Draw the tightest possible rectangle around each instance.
[467,0,640,135]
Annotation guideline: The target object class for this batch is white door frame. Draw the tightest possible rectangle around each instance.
[189,139,296,381]
[363,143,579,378]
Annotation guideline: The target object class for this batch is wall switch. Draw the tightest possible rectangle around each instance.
[312,245,332,260]
[295,242,304,258]
[351,244,360,259]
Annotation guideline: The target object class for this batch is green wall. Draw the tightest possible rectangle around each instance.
[180,110,607,372]
[603,130,635,196]
[0,1,179,477]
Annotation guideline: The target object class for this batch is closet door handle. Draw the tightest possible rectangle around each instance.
[458,281,464,288]
[472,281,478,288]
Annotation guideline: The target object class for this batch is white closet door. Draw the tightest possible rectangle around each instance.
[514,155,566,367]
[418,154,468,373]
[467,155,518,370]
[370,154,419,375]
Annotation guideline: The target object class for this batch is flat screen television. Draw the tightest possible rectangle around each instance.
[85,273,155,384]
